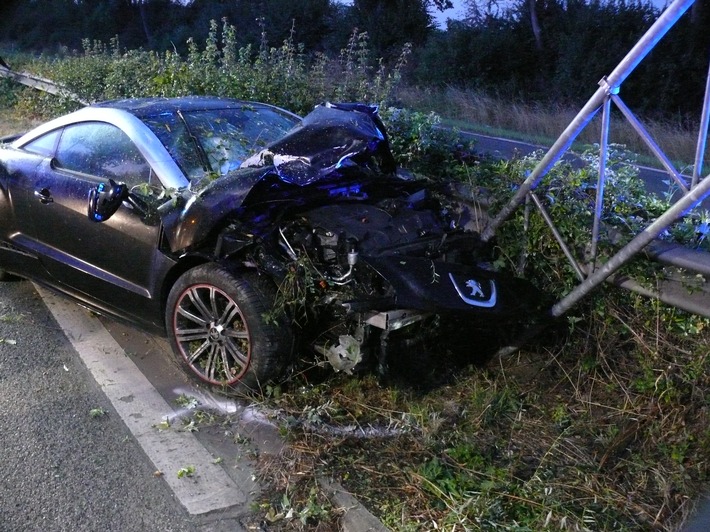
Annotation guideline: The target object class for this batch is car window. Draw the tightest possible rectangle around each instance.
[23,129,62,157]
[54,122,152,187]
[143,106,299,185]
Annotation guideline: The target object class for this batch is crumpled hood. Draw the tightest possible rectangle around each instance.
[240,102,396,185]
[161,102,396,252]
[160,167,267,253]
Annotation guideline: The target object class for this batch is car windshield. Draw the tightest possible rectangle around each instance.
[142,106,299,186]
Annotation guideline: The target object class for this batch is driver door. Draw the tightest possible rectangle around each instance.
[28,121,164,314]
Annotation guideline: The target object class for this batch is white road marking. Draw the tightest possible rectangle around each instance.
[36,285,247,515]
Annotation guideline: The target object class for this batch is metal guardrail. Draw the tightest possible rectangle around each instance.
[480,0,710,320]
[606,240,710,318]
[0,60,88,105]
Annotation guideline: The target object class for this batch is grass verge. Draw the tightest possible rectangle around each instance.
[398,86,706,174]
[251,292,710,530]
[0,110,39,138]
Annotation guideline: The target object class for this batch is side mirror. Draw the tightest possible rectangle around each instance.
[87,179,129,222]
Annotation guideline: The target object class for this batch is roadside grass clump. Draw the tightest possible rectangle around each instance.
[0,114,41,138]
[381,105,463,175]
[255,292,710,530]
[399,85,705,172]
[0,78,19,110]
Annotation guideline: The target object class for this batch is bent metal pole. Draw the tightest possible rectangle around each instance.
[495,173,710,357]
[693,59,710,188]
[550,172,710,317]
[481,0,695,243]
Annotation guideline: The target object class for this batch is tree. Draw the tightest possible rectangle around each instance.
[0,0,22,23]
[528,0,542,51]
[352,0,433,60]
[431,0,454,9]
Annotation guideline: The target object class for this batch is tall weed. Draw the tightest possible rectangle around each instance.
[11,20,410,119]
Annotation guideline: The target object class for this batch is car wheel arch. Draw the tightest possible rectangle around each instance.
[159,256,267,328]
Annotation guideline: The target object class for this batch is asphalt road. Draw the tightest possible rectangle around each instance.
[0,273,385,532]
[0,280,194,531]
[465,130,697,201]
[0,279,268,532]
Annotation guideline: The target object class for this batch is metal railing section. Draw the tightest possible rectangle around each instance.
[481,0,710,319]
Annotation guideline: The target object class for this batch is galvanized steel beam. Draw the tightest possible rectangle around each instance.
[693,60,710,188]
[0,59,88,105]
[550,174,710,317]
[481,0,695,243]
[478,0,710,323]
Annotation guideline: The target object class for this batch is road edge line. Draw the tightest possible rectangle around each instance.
[35,285,247,515]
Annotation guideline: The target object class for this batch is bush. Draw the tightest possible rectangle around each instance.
[12,21,411,120]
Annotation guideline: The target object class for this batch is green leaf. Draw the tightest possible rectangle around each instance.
[175,394,200,409]
[177,465,196,479]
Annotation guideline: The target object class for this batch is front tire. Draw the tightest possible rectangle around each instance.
[166,264,292,391]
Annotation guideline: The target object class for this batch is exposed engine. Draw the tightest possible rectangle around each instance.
[199,103,540,379]
[271,190,493,374]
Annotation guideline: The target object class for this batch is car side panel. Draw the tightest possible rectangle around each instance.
[25,160,173,327]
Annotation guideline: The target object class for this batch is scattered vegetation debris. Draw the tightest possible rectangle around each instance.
[0,311,23,323]
[154,419,170,431]
[177,465,196,479]
[174,394,200,410]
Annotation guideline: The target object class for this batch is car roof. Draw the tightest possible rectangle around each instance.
[91,96,299,119]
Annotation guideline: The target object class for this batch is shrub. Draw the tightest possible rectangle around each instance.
[11,21,411,120]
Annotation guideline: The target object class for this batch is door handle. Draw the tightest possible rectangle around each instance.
[34,188,54,204]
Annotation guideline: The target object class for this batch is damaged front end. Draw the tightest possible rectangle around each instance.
[91,101,544,376]
[219,103,543,374]
[263,181,543,374]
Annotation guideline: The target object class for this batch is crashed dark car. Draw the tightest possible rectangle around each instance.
[0,96,539,389]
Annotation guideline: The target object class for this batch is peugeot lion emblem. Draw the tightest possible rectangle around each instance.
[466,279,484,298]
[449,273,497,308]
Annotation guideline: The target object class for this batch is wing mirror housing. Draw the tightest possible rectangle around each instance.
[87,179,129,222]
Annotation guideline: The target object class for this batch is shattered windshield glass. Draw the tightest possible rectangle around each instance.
[142,106,299,186]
